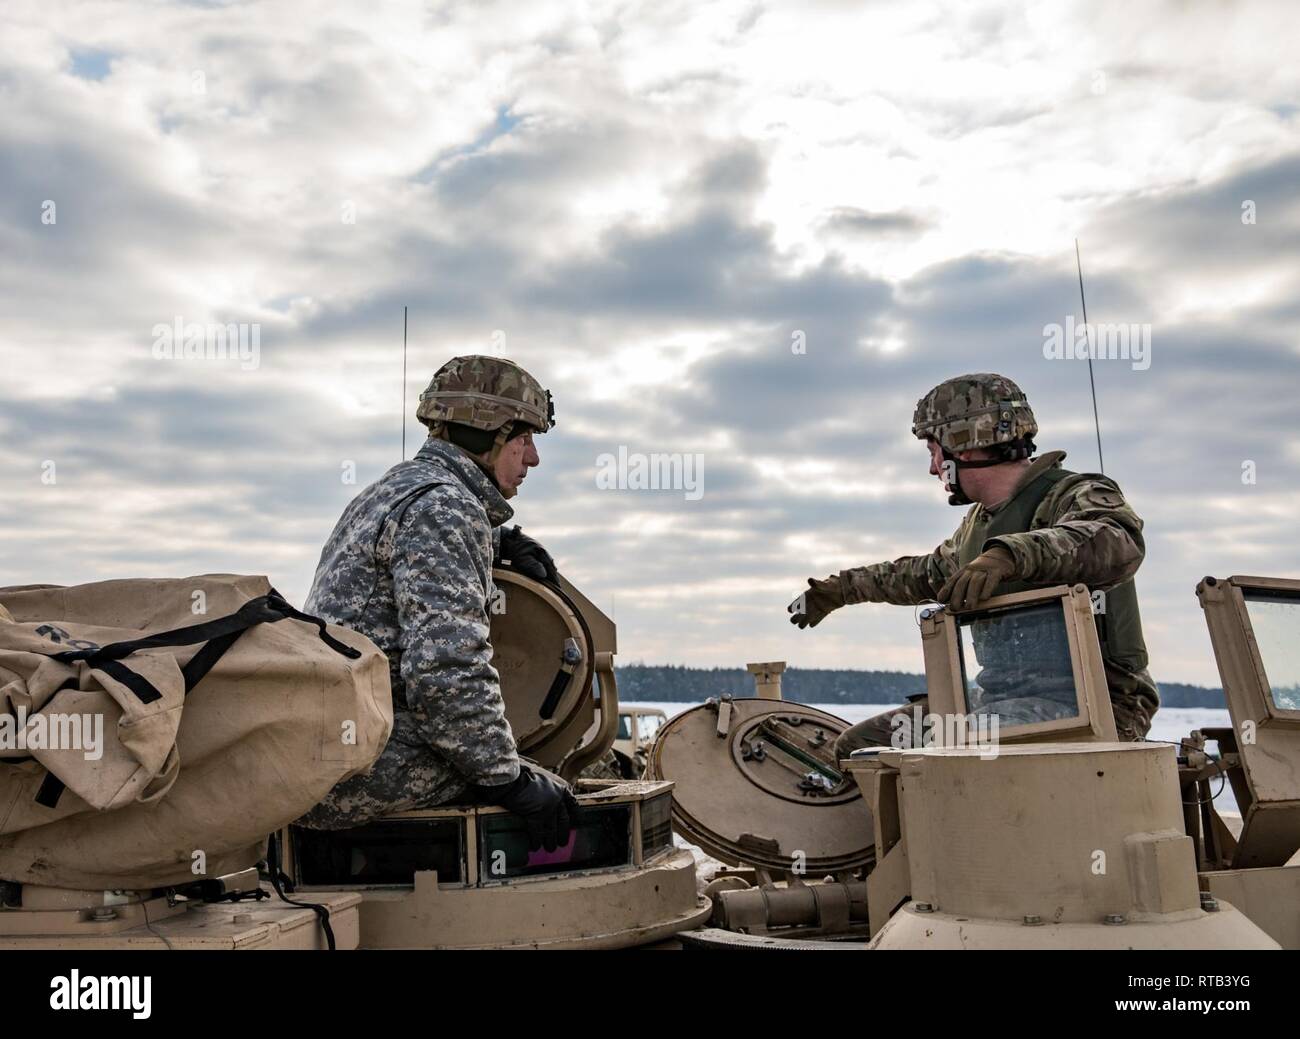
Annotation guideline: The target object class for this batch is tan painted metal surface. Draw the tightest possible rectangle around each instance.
[1203,865,1300,949]
[869,900,1278,949]
[1197,575,1300,868]
[282,780,708,949]
[649,698,873,873]
[491,571,618,776]
[0,892,362,950]
[847,742,1278,949]
[331,849,708,949]
[894,743,1197,922]
[746,661,786,699]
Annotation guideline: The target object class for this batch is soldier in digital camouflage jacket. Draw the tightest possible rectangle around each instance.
[297,357,574,838]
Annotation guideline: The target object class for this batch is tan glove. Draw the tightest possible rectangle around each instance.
[788,575,847,629]
[936,546,1017,611]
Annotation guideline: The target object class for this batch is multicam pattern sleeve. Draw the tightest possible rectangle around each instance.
[985,475,1145,591]
[389,488,520,788]
[840,511,972,606]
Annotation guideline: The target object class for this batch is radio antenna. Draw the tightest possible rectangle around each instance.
[1074,239,1104,474]
[401,305,409,461]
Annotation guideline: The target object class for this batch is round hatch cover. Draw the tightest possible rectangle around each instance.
[648,698,874,873]
[490,570,593,762]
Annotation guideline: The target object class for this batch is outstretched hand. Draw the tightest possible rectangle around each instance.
[787,575,846,629]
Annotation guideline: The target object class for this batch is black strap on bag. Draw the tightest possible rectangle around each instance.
[49,590,360,697]
[264,831,336,951]
[51,592,358,681]
[31,591,360,810]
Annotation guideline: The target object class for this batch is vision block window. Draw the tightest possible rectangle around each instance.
[957,600,1080,726]
[479,804,632,882]
[640,792,673,859]
[1243,590,1300,712]
[292,818,464,886]
[617,714,633,740]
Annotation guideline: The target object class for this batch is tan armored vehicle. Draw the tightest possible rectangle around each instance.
[654,578,1300,950]
[0,570,708,950]
[277,571,707,949]
[2,569,1296,951]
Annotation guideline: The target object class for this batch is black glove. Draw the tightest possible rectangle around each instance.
[497,525,558,584]
[787,574,847,629]
[477,765,580,852]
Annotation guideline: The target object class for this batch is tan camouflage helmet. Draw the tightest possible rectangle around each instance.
[417,355,554,435]
[911,373,1037,453]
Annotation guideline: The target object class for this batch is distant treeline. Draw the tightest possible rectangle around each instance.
[614,664,1228,709]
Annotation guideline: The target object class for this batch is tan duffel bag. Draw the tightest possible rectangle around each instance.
[0,574,392,890]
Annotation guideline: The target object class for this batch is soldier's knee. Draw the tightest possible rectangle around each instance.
[1112,706,1152,742]
[834,719,891,760]
[1116,720,1147,742]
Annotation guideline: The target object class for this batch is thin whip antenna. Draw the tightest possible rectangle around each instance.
[401,305,408,460]
[1075,239,1104,474]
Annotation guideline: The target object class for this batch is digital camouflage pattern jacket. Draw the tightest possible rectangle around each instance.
[296,436,518,829]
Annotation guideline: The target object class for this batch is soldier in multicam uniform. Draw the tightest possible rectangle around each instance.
[788,373,1159,755]
[296,356,580,852]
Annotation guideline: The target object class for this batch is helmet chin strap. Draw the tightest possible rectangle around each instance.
[941,447,1008,506]
[432,421,516,498]
[485,424,514,496]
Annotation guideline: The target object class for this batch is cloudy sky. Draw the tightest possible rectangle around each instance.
[2,0,1297,686]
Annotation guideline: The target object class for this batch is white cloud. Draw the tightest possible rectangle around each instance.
[2,0,1299,689]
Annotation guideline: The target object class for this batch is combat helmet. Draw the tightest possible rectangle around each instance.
[418,356,554,493]
[912,373,1036,452]
[912,373,1037,505]
[418,355,554,436]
